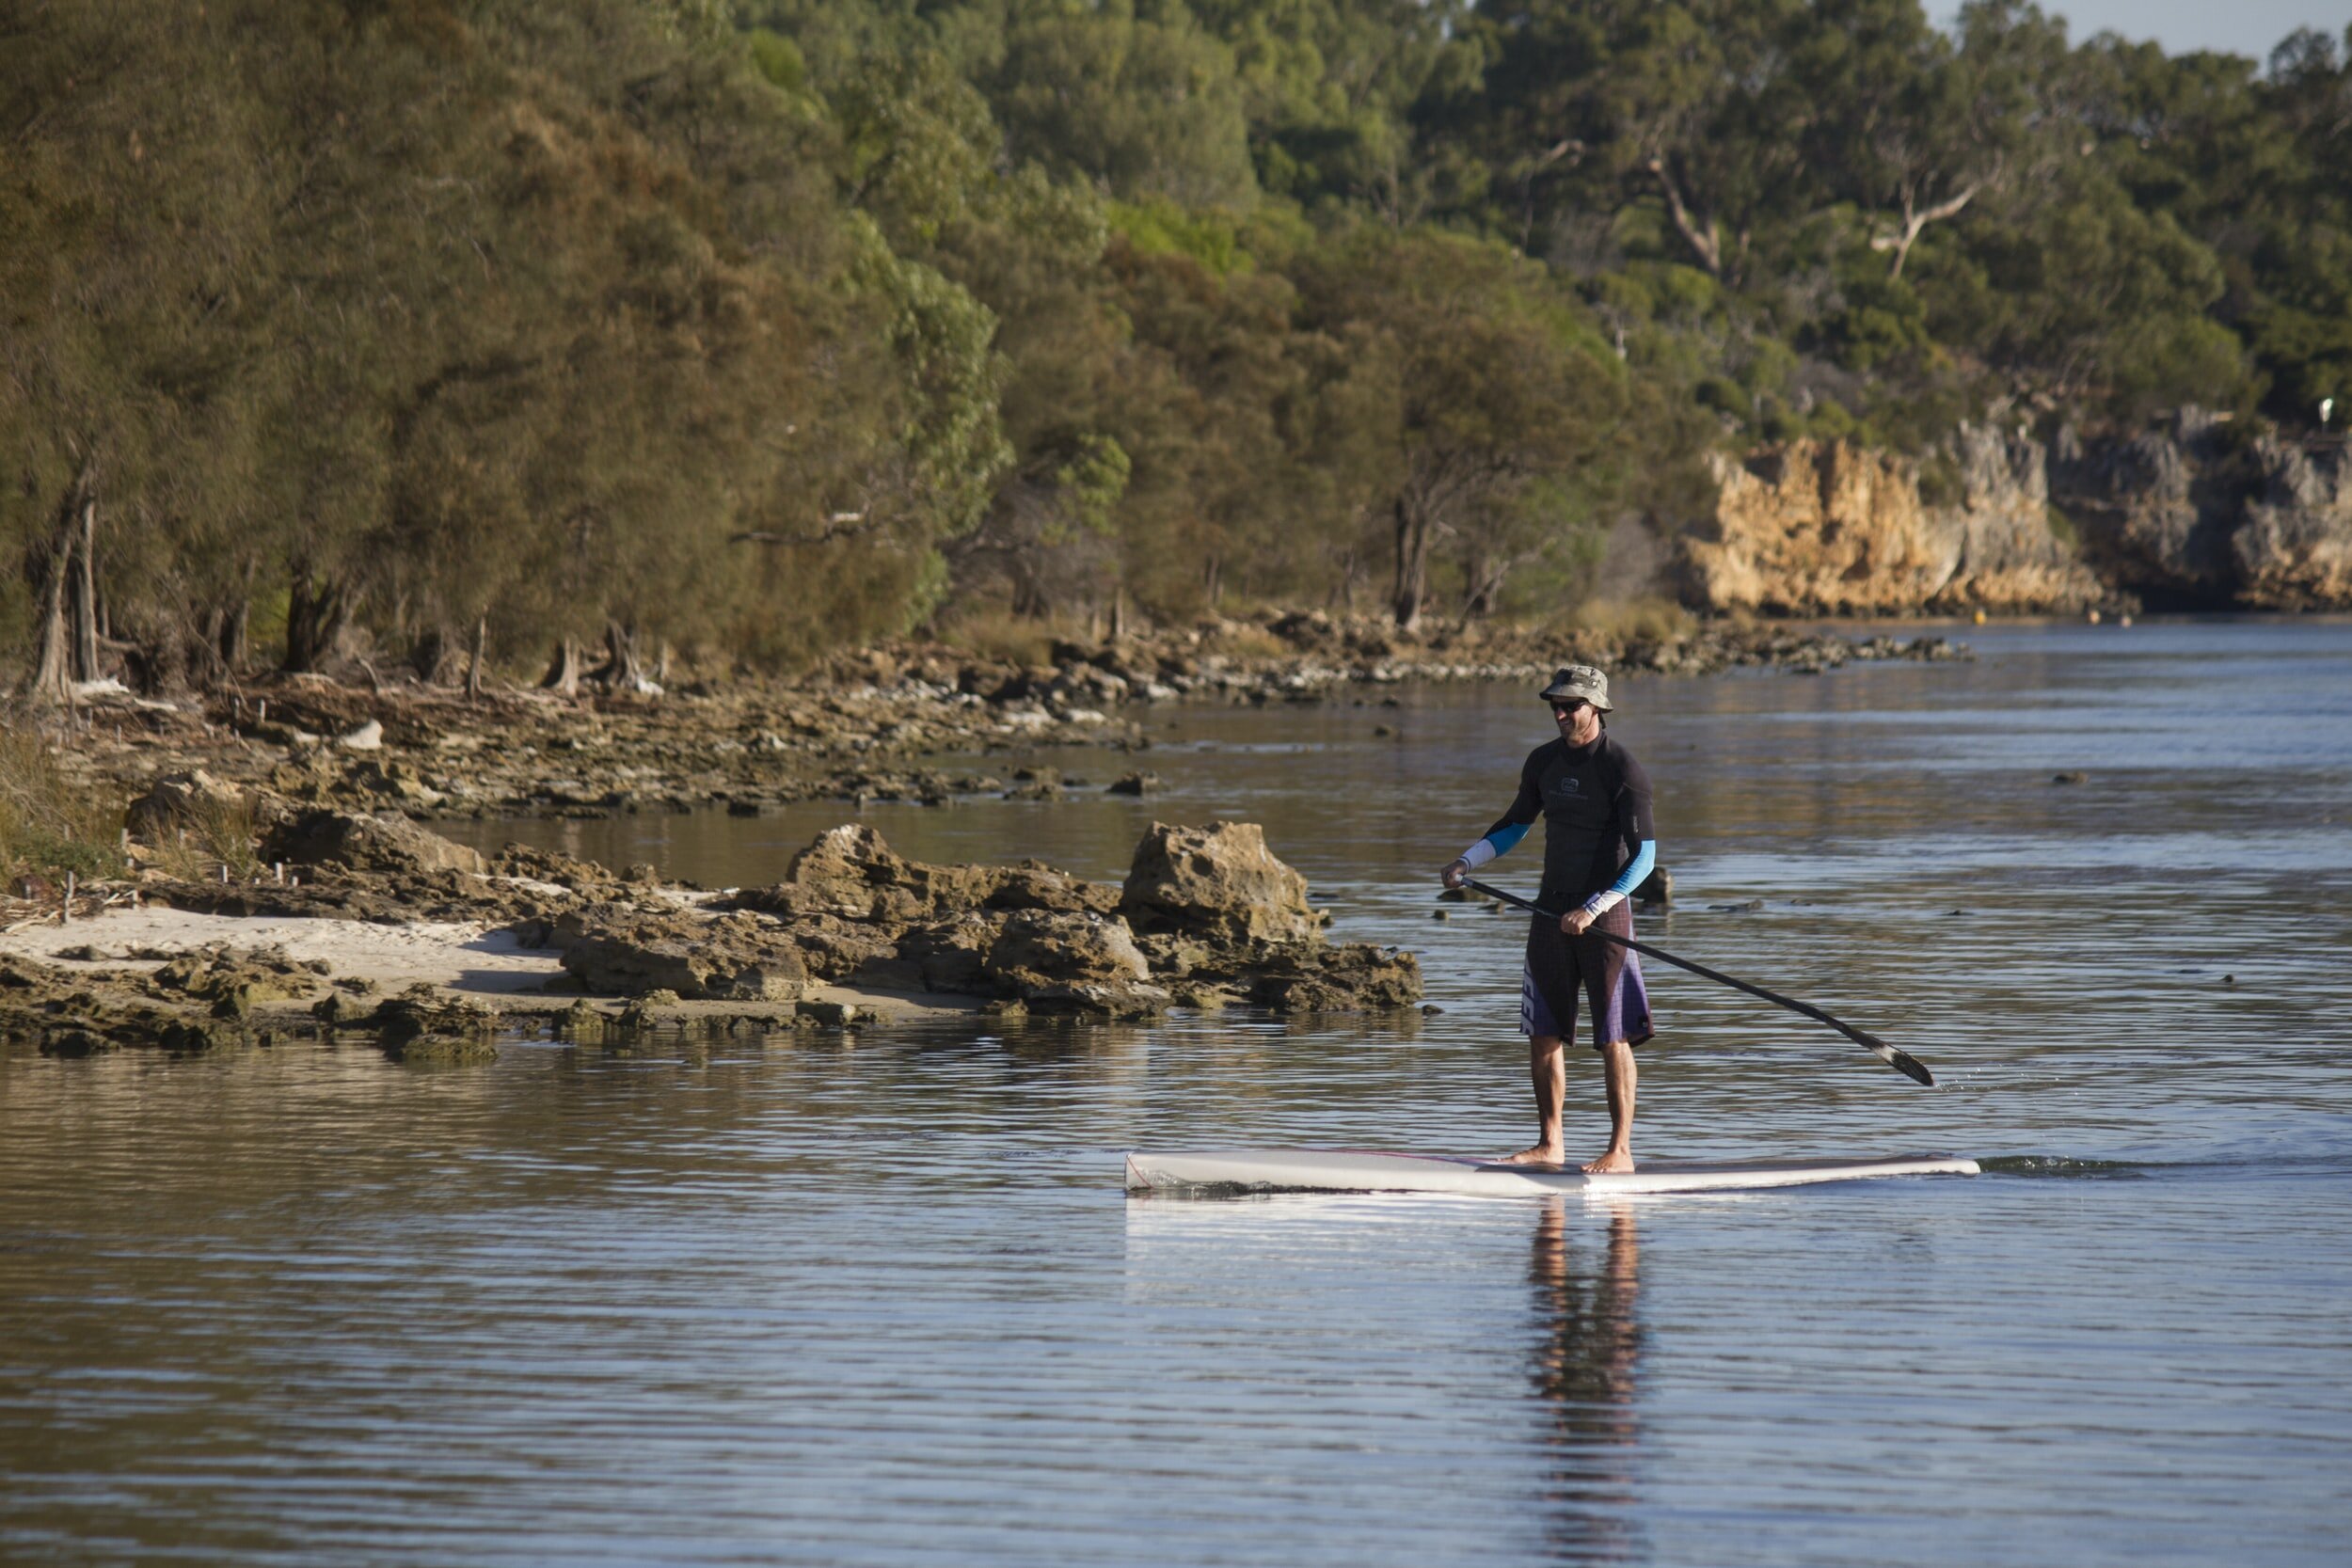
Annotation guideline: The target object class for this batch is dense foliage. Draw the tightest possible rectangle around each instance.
[4,0,2346,686]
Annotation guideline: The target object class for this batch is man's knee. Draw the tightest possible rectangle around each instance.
[1529,1033,1565,1061]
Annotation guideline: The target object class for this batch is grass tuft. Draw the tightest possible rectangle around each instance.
[0,723,126,887]
[934,609,1094,668]
[147,791,263,883]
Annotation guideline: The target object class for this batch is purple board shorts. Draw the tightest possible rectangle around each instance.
[1519,904,1655,1050]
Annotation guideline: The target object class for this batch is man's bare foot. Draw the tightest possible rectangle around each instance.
[1581,1148,1635,1175]
[1502,1144,1565,1165]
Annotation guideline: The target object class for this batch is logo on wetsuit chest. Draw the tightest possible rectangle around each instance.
[1549,777,1582,800]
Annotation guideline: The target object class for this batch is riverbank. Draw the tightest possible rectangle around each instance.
[29,613,1967,827]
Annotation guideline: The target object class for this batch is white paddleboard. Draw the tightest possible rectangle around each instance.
[1123,1148,1980,1196]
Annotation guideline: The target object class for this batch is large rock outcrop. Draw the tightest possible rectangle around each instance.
[720,823,1420,1018]
[1118,821,1323,948]
[1683,426,2104,615]
[737,824,1118,923]
[2051,409,2249,605]
[2234,436,2352,608]
[1939,408,2347,611]
[548,905,808,1001]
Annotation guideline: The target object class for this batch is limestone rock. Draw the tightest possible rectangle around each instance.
[1684,430,2102,616]
[897,912,997,994]
[549,904,807,1001]
[732,825,1117,923]
[984,910,1164,1017]
[1931,424,2107,612]
[1119,821,1320,948]
[2048,410,2352,610]
[984,909,1151,986]
[150,945,319,1017]
[890,908,1162,1016]
[264,808,486,877]
[127,769,283,841]
[1242,942,1423,1014]
[1136,929,1422,1015]
[2053,412,2239,602]
[2235,436,2352,609]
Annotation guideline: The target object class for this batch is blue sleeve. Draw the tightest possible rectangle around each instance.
[1601,838,1656,899]
[1481,821,1531,858]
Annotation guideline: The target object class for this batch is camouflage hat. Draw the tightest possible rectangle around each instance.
[1538,664,1613,712]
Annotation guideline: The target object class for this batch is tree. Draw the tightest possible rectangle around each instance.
[1294,230,1628,628]
[989,4,1259,209]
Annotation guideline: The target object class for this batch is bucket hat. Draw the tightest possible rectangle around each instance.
[1538,664,1612,712]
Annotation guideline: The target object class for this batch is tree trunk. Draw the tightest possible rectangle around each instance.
[1391,497,1432,631]
[25,462,95,704]
[70,498,99,681]
[409,626,453,684]
[468,615,487,703]
[589,620,650,693]
[284,568,352,673]
[1646,155,1723,278]
[1875,182,1979,281]
[217,598,249,673]
[1201,555,1223,609]
[1461,552,1515,621]
[541,636,582,696]
[1108,586,1127,641]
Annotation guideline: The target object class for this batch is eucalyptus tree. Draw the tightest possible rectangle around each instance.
[1292,230,1628,629]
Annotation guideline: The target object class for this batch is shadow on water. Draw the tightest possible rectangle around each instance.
[1530,1199,1645,1565]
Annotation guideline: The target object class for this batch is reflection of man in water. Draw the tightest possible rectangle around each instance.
[1530,1199,1643,1561]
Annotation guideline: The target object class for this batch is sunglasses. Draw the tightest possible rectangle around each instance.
[1548,700,1590,717]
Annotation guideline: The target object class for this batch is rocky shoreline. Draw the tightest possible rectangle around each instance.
[1,782,1422,1059]
[37,615,1967,825]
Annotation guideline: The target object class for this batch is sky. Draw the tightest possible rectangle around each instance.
[2038,1,2350,61]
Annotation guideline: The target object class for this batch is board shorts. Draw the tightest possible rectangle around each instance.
[1520,903,1654,1050]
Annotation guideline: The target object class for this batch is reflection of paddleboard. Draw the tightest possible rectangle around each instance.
[1123,1149,1979,1196]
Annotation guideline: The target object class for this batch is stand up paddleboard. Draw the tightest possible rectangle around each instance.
[1123,1148,1979,1196]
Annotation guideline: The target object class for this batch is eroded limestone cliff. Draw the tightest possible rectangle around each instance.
[1683,425,2103,615]
[1682,416,2352,614]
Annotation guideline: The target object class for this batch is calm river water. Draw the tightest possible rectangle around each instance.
[6,620,2350,1566]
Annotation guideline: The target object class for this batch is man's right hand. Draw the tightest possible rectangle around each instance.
[1441,859,1469,890]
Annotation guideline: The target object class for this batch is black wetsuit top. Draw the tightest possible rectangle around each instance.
[1486,733,1655,909]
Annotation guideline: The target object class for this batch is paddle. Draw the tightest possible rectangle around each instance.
[1457,877,1937,1086]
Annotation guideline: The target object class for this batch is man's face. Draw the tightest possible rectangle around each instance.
[1550,699,1598,742]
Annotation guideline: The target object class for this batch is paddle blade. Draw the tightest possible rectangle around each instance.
[1851,1029,1936,1086]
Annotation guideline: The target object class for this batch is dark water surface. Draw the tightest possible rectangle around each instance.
[7,620,2351,1565]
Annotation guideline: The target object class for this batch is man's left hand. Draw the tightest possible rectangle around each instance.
[1559,906,1596,936]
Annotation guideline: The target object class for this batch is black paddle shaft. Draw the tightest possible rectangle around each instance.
[1458,877,1936,1086]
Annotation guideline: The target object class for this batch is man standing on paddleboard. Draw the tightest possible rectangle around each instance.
[1441,665,1656,1173]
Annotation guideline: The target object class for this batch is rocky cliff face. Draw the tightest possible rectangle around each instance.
[1681,415,2352,614]
[1682,425,2104,615]
[2237,438,2352,608]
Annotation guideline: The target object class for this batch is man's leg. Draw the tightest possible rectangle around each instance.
[1505,1034,1568,1164]
[1582,1037,1637,1174]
